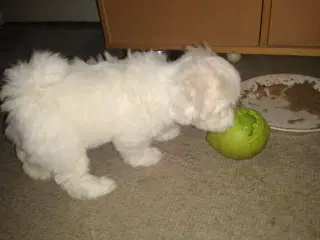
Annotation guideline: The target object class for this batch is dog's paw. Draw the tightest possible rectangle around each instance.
[56,175,117,200]
[155,126,181,142]
[128,147,162,167]
[23,163,51,181]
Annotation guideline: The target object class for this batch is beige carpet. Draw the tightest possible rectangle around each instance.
[0,125,319,240]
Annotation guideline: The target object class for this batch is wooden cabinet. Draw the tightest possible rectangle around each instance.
[98,0,262,48]
[268,0,320,47]
[97,0,320,56]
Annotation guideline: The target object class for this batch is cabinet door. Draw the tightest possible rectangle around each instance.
[100,0,263,48]
[268,0,320,47]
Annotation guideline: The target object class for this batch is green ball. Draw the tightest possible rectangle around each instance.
[206,106,270,160]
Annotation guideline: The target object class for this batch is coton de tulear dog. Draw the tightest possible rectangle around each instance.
[1,45,241,199]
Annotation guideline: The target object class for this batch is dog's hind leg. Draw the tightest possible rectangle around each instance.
[154,124,181,142]
[16,148,52,180]
[51,150,116,200]
[22,162,52,180]
[113,138,162,167]
[19,145,116,199]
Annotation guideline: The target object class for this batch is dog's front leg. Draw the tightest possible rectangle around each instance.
[154,124,181,142]
[113,139,162,167]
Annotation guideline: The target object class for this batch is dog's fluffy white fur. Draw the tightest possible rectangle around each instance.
[1,45,241,199]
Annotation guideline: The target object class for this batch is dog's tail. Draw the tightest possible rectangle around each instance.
[0,51,68,113]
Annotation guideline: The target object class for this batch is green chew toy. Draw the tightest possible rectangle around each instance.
[206,106,270,160]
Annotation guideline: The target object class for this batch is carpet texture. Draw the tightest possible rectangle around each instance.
[0,126,319,239]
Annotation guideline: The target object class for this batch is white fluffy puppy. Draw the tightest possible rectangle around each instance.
[1,45,241,199]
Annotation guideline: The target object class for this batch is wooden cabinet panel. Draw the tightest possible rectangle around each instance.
[100,0,263,49]
[268,0,320,47]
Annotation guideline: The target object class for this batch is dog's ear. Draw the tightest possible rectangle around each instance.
[170,81,195,125]
[171,58,211,125]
